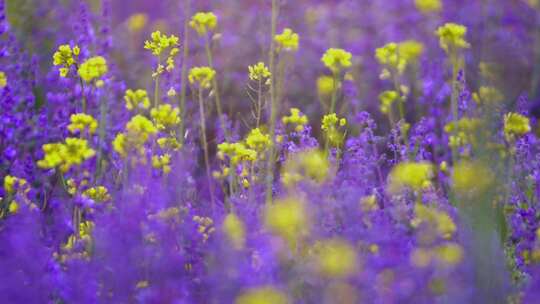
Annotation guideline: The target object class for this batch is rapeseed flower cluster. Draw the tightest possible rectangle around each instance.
[189,12,218,36]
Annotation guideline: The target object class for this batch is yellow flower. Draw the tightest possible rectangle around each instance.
[443,117,482,148]
[435,243,463,265]
[281,149,329,187]
[264,196,309,246]
[413,204,457,240]
[504,112,530,140]
[274,28,299,52]
[150,104,181,130]
[452,161,494,197]
[68,113,98,135]
[379,90,399,114]
[126,115,158,141]
[317,75,339,98]
[435,23,470,54]
[235,287,289,304]
[82,186,111,203]
[113,133,127,158]
[282,108,308,132]
[78,56,108,83]
[0,71,7,88]
[218,142,257,165]
[144,31,179,57]
[189,12,218,36]
[53,44,80,77]
[127,13,147,33]
[398,40,424,63]
[388,162,433,194]
[321,113,347,147]
[313,238,357,278]
[223,213,246,250]
[37,138,96,172]
[321,48,352,73]
[152,154,172,174]
[375,42,407,75]
[472,86,504,105]
[248,62,271,81]
[189,66,216,89]
[124,89,151,111]
[4,175,29,196]
[415,0,442,14]
[245,128,271,152]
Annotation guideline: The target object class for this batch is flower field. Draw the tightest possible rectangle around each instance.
[2,0,540,302]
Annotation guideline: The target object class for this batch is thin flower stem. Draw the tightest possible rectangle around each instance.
[154,55,161,108]
[198,86,215,207]
[204,36,230,141]
[265,0,279,205]
[179,0,191,145]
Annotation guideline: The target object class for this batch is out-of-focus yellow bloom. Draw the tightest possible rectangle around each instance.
[435,243,463,265]
[388,162,433,194]
[113,115,158,159]
[321,113,347,147]
[126,115,158,141]
[504,112,530,140]
[125,89,151,111]
[189,12,218,36]
[398,40,424,63]
[127,13,147,33]
[78,56,108,83]
[37,138,96,172]
[150,104,181,130]
[248,62,271,82]
[411,247,432,268]
[379,90,399,114]
[53,44,80,77]
[235,287,289,304]
[436,23,470,54]
[0,71,7,88]
[4,175,29,196]
[245,128,271,152]
[223,213,246,250]
[189,66,216,89]
[472,86,504,105]
[144,31,179,57]
[82,186,111,203]
[415,0,442,14]
[68,113,98,135]
[444,117,482,148]
[525,0,540,9]
[274,28,299,52]
[282,108,309,132]
[412,204,456,240]
[313,238,357,278]
[360,195,378,212]
[265,196,309,246]
[452,161,494,197]
[152,154,172,174]
[375,42,407,75]
[317,75,340,98]
[321,48,352,73]
[281,149,330,187]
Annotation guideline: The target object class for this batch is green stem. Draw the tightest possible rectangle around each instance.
[204,36,230,141]
[265,0,279,205]
[179,0,191,145]
[450,53,460,164]
[154,55,161,108]
[198,87,215,207]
